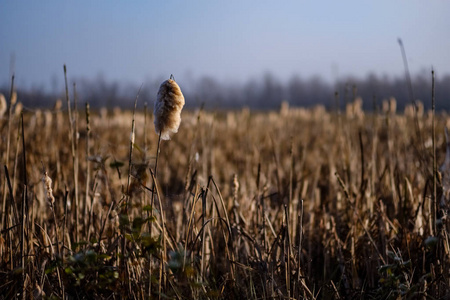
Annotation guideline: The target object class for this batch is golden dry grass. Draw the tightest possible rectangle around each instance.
[1,103,450,299]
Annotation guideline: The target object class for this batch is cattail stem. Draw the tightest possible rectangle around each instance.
[154,133,162,180]
[150,132,162,298]
[150,168,166,299]
[150,77,184,297]
[148,129,161,295]
[149,130,162,252]
[150,132,162,233]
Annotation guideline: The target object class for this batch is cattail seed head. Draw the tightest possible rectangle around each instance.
[14,102,23,117]
[44,110,53,127]
[43,172,55,206]
[389,97,397,114]
[11,91,17,106]
[280,101,289,117]
[154,77,185,140]
[34,109,43,127]
[54,99,62,111]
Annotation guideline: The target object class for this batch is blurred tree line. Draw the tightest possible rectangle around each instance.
[1,71,449,111]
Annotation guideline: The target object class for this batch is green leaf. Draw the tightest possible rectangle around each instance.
[98,253,111,260]
[133,143,143,153]
[142,205,153,212]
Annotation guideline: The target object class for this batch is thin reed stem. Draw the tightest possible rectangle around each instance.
[284,204,291,298]
[431,69,437,236]
[297,199,304,298]
[73,83,79,244]
[63,65,78,244]
[122,85,141,294]
[398,38,426,164]
[20,113,27,300]
[398,38,415,104]
[85,103,91,241]
[1,75,15,231]
[150,168,166,299]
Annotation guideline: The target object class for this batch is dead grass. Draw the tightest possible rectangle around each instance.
[1,101,450,299]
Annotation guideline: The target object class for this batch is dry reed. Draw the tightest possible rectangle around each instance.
[1,100,449,299]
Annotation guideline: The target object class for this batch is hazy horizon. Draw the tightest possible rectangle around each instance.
[1,1,449,92]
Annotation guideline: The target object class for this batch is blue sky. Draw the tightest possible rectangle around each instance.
[1,1,449,90]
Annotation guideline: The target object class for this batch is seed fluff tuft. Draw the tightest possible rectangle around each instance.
[154,77,185,140]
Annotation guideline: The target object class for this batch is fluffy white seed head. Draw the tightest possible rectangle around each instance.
[154,78,185,140]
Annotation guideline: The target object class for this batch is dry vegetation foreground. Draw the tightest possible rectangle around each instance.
[1,102,450,299]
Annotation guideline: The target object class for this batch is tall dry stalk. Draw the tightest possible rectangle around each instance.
[20,113,27,300]
[431,69,437,236]
[2,91,450,298]
[63,65,79,243]
[151,75,184,297]
[121,85,142,294]
[85,103,91,241]
[73,83,80,243]
[398,38,426,168]
[1,76,15,232]
[42,170,63,297]
[3,166,15,269]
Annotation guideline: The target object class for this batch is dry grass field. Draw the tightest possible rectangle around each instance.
[1,95,450,299]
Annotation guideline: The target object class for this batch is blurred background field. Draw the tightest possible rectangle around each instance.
[1,98,450,298]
